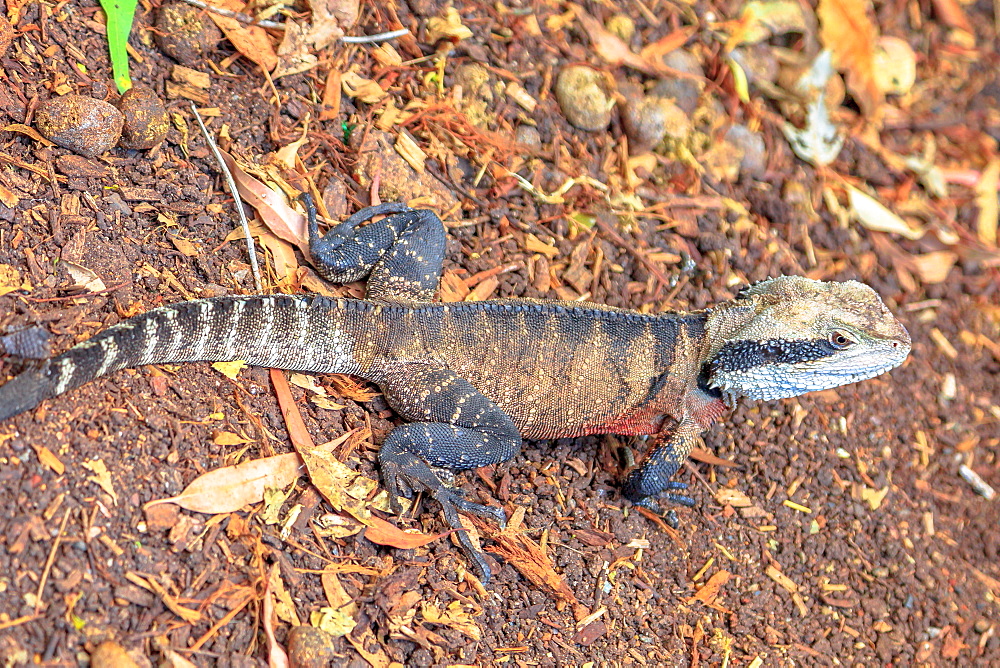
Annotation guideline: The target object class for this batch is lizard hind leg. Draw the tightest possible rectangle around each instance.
[376,365,521,583]
[304,194,446,303]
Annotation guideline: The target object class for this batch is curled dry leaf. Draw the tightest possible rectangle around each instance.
[425,6,473,43]
[847,186,924,240]
[341,70,387,104]
[220,150,309,255]
[64,261,107,293]
[145,430,355,514]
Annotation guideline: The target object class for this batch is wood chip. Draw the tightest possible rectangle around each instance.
[766,565,798,593]
[929,327,958,359]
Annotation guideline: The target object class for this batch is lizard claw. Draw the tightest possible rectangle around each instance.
[379,440,504,582]
[631,481,695,529]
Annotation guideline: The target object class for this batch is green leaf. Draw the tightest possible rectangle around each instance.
[99,0,139,93]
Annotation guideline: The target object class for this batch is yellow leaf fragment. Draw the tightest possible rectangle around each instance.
[425,6,473,43]
[0,264,30,296]
[861,485,890,510]
[212,360,247,379]
[910,251,957,284]
[311,609,357,637]
[82,458,118,505]
[847,186,924,240]
[212,431,251,446]
[975,158,999,247]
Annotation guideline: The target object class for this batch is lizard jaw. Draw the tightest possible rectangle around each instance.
[707,334,911,401]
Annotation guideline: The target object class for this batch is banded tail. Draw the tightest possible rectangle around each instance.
[0,295,364,422]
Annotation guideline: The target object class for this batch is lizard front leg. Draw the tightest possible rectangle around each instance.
[375,363,521,582]
[621,416,701,514]
[304,195,446,303]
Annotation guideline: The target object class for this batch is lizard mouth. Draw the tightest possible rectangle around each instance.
[708,335,910,401]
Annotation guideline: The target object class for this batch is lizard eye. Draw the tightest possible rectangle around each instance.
[828,330,854,349]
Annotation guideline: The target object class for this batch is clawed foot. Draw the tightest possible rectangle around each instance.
[630,481,695,529]
[380,447,505,582]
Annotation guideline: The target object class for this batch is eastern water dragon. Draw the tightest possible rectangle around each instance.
[0,199,911,581]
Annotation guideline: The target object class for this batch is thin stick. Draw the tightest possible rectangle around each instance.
[34,508,71,615]
[189,103,263,292]
[341,29,411,43]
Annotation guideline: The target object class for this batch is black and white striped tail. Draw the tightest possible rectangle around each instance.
[0,295,361,422]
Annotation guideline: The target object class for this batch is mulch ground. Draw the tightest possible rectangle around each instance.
[0,0,998,665]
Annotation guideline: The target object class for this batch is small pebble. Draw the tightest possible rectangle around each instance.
[154,2,222,66]
[117,86,170,149]
[621,92,691,152]
[287,626,337,668]
[725,124,767,178]
[36,94,124,157]
[975,619,991,634]
[90,641,139,668]
[729,43,780,87]
[651,49,705,114]
[515,125,541,147]
[555,65,613,132]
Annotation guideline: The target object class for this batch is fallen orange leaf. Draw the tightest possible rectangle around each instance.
[818,0,883,118]
[362,516,451,549]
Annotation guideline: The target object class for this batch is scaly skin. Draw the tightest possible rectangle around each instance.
[0,199,911,582]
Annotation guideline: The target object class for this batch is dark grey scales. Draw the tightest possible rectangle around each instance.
[0,196,911,582]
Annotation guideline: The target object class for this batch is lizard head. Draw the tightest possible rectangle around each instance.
[706,276,911,401]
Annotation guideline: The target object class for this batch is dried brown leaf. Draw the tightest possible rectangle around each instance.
[573,5,657,75]
[220,150,309,255]
[817,0,883,117]
[205,0,278,72]
[145,431,353,514]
